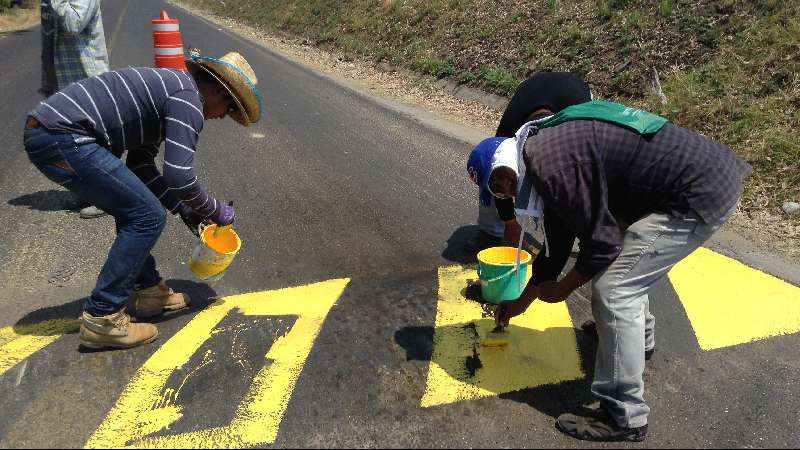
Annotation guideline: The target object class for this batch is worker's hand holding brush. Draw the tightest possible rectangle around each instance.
[495,297,534,327]
[495,281,540,327]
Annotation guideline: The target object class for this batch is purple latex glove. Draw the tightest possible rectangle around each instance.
[211,201,235,226]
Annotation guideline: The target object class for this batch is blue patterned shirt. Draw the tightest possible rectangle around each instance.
[40,0,110,96]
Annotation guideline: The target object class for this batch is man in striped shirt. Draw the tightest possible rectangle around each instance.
[23,51,263,350]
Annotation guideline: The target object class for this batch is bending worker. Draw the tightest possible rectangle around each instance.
[491,102,751,442]
[23,51,262,350]
[465,72,591,253]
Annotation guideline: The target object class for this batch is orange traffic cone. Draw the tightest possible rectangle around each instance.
[152,11,187,71]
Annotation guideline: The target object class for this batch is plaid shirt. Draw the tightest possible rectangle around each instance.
[525,120,751,281]
[40,0,109,96]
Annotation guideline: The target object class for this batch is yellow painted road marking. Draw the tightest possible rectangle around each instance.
[0,318,79,376]
[421,265,582,408]
[85,278,350,449]
[669,247,800,350]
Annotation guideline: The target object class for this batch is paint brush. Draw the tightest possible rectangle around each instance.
[481,325,511,347]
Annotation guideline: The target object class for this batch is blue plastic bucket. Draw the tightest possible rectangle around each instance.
[477,247,533,304]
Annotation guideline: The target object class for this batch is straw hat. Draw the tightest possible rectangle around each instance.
[187,49,263,126]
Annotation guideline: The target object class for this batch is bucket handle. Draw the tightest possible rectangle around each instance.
[478,266,518,286]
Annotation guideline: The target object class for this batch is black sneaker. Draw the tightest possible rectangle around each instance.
[463,230,503,253]
[581,320,656,361]
[556,406,648,442]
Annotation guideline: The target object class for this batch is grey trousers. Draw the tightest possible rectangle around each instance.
[590,205,735,428]
[477,195,505,238]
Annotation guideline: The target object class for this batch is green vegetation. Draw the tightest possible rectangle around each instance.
[414,58,456,78]
[183,0,800,213]
[479,65,521,96]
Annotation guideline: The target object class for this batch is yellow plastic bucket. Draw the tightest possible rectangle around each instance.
[188,225,241,281]
[477,246,533,304]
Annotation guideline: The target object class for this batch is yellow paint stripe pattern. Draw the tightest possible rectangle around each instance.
[85,278,350,449]
[421,265,582,408]
[0,319,79,376]
[669,247,800,351]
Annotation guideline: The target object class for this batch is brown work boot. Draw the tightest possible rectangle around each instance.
[133,281,190,318]
[79,310,158,350]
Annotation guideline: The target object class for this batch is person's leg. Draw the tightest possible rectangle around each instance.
[24,126,159,349]
[135,255,161,290]
[591,269,649,429]
[591,208,733,428]
[558,206,734,441]
[49,138,167,316]
[114,209,190,318]
[581,296,655,360]
[111,216,162,291]
[644,296,655,354]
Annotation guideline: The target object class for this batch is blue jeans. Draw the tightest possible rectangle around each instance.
[23,125,165,316]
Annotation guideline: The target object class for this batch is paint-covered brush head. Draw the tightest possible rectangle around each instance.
[481,325,510,347]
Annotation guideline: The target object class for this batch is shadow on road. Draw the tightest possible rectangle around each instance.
[395,326,435,362]
[7,189,80,212]
[441,225,480,264]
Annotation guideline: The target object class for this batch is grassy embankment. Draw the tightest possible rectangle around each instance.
[184,0,798,222]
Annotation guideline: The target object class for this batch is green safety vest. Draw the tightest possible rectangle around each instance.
[535,100,669,135]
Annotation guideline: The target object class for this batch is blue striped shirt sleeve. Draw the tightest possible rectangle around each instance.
[162,89,218,218]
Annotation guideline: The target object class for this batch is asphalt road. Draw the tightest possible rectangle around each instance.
[0,1,799,448]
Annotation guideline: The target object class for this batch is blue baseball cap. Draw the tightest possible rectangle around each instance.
[467,137,509,206]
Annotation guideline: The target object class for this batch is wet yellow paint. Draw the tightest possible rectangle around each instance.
[421,265,582,408]
[85,278,350,449]
[669,247,800,350]
[0,318,79,376]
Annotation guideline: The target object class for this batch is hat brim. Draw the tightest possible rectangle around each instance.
[187,59,259,126]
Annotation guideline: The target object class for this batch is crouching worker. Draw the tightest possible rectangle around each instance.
[22,50,263,350]
[467,134,542,255]
[464,72,591,253]
[492,101,751,442]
